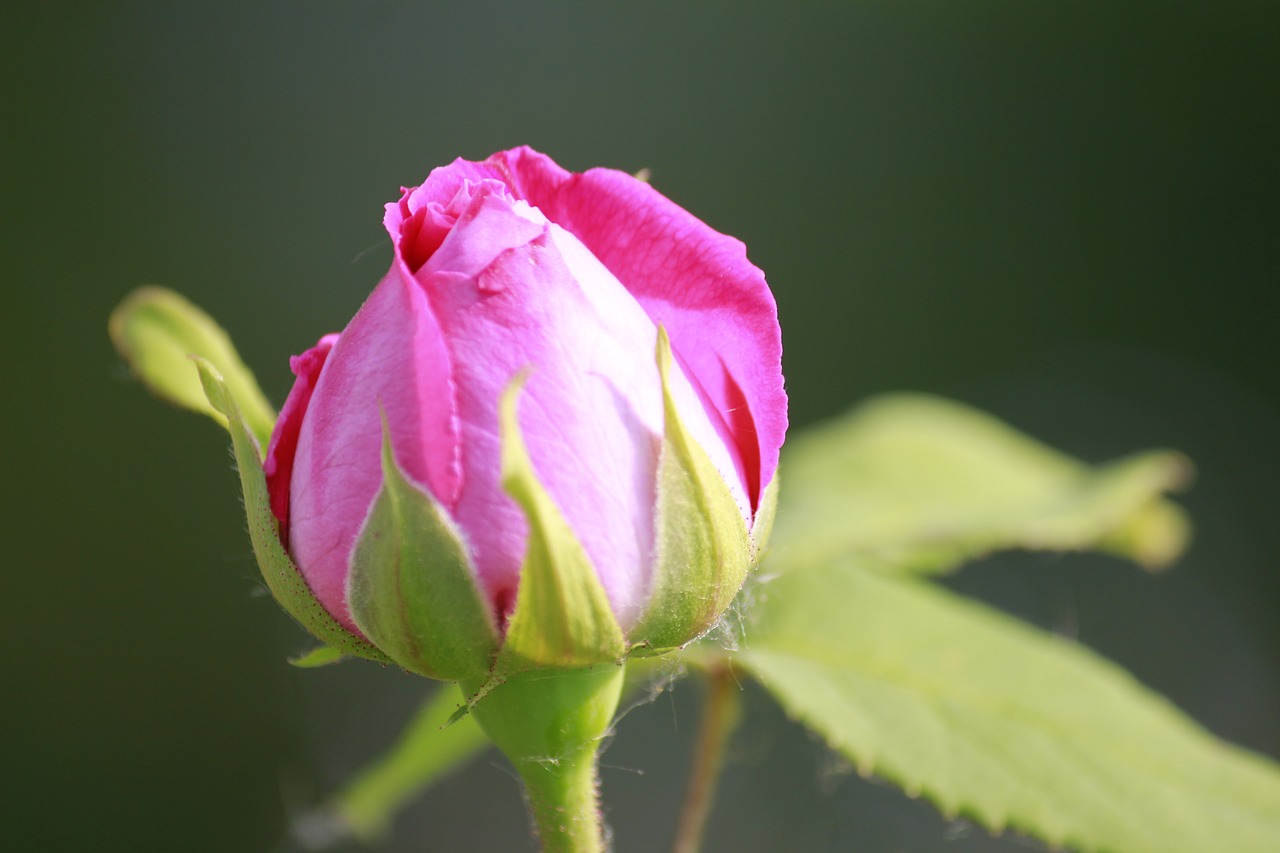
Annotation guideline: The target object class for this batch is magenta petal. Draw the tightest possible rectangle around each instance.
[264,334,338,542]
[287,270,460,632]
[494,147,787,511]
[413,187,745,628]
[384,158,509,274]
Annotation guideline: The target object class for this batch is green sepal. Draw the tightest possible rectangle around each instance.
[460,665,625,771]
[347,419,498,681]
[630,328,752,653]
[109,286,276,449]
[193,358,388,663]
[494,372,626,672]
[288,646,345,668]
[751,471,780,565]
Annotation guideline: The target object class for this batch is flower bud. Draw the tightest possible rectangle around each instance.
[264,147,786,675]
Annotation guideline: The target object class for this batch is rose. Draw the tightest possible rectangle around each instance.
[263,146,786,677]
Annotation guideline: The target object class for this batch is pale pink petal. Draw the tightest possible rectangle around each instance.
[413,182,741,628]
[287,270,459,632]
[278,149,783,636]
[490,146,787,512]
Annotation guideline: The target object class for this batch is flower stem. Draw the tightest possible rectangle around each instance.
[462,665,625,853]
[514,747,607,853]
[671,662,742,853]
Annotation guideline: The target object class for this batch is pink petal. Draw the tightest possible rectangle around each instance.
[415,182,745,628]
[490,146,788,512]
[264,334,337,542]
[287,269,460,633]
[385,158,508,273]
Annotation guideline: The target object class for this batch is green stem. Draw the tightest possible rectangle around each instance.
[462,664,625,853]
[514,748,606,853]
[671,663,741,853]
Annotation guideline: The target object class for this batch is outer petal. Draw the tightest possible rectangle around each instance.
[491,146,787,512]
[287,268,459,632]
[200,359,389,662]
[410,180,744,630]
[264,333,337,541]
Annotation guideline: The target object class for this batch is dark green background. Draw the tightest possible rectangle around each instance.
[5,3,1277,851]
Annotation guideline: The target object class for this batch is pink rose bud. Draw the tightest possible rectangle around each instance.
[263,147,786,677]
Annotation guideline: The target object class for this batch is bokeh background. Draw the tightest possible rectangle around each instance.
[5,3,1278,851]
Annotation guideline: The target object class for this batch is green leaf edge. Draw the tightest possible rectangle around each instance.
[882,449,1194,577]
[347,418,498,680]
[736,565,1280,853]
[770,393,1193,578]
[193,357,388,663]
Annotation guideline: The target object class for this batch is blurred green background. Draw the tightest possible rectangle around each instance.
[4,2,1277,851]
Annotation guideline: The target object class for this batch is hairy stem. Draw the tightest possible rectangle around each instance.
[671,662,742,853]
[516,748,607,853]
[462,665,624,853]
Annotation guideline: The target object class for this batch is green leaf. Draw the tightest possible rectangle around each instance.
[771,394,1191,576]
[310,686,490,845]
[110,286,276,448]
[288,646,345,668]
[496,372,625,671]
[737,562,1280,853]
[631,328,752,652]
[193,358,388,662]
[347,420,498,680]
